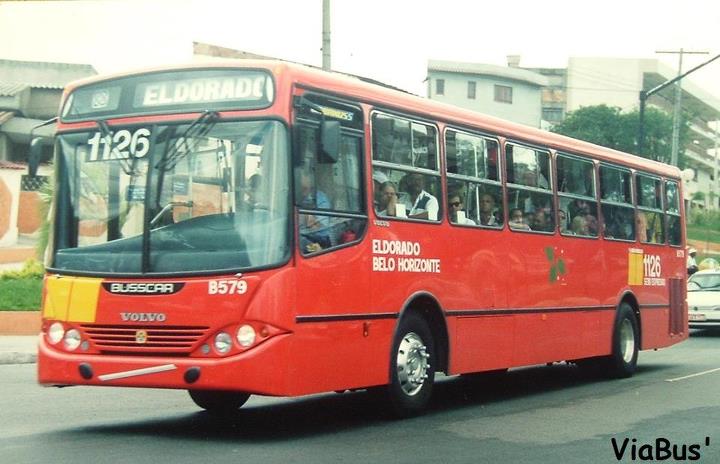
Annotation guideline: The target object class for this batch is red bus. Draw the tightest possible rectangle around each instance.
[37,61,687,416]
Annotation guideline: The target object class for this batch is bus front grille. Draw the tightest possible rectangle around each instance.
[79,324,210,355]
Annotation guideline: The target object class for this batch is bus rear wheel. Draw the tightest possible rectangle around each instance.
[188,389,250,413]
[604,303,639,378]
[384,312,436,417]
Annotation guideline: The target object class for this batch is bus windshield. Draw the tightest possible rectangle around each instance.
[52,119,290,274]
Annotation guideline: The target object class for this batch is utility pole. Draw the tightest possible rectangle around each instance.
[656,49,709,166]
[637,52,720,162]
[322,0,331,71]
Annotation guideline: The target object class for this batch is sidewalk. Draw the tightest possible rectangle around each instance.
[0,335,38,365]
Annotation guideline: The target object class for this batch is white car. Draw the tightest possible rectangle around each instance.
[687,269,720,328]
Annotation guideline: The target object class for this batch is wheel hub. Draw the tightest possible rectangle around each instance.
[396,332,430,396]
[619,318,635,363]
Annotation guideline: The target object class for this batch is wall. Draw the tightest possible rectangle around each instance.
[428,71,543,128]
[0,168,21,246]
[18,191,42,234]
[565,57,646,112]
[26,88,62,119]
[0,132,10,162]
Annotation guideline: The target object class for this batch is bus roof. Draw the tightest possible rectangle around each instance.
[64,59,682,180]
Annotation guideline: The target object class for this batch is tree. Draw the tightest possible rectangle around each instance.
[551,104,687,168]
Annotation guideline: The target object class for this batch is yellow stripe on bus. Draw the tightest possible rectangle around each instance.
[43,276,102,323]
[44,276,72,320]
[628,251,644,286]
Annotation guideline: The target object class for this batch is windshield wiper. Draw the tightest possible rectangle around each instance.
[155,110,219,172]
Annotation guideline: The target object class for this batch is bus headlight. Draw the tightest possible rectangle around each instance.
[236,325,256,347]
[64,329,82,351]
[214,332,233,354]
[48,322,64,345]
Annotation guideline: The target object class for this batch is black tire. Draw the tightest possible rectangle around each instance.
[188,389,250,413]
[384,312,436,418]
[604,303,640,378]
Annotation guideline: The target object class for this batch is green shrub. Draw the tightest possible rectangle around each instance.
[0,259,45,281]
[688,209,720,229]
[0,278,43,310]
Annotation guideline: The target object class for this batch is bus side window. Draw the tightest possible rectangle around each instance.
[372,112,441,222]
[600,165,635,241]
[665,180,682,246]
[505,143,553,233]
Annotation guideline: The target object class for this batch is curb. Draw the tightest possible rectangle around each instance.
[0,352,36,365]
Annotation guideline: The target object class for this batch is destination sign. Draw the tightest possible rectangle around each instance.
[136,74,272,108]
[61,69,274,122]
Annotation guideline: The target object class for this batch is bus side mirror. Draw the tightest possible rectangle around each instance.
[319,120,340,163]
[28,137,43,178]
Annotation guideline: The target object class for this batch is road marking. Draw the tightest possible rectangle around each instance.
[665,367,720,382]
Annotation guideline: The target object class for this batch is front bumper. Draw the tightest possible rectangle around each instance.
[37,333,292,395]
[688,310,720,329]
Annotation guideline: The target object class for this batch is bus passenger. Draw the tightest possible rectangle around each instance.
[478,193,500,226]
[636,211,648,242]
[585,214,598,236]
[558,209,569,233]
[243,173,263,210]
[530,208,554,232]
[402,173,438,220]
[449,193,475,225]
[570,215,589,236]
[568,198,590,218]
[377,181,399,217]
[509,208,530,231]
[298,170,332,253]
[372,170,389,210]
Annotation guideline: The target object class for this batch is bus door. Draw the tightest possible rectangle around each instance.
[290,97,376,392]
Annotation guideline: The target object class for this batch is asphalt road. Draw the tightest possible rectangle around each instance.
[2,329,719,464]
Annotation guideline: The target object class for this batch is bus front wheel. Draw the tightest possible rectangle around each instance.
[384,312,436,417]
[188,389,250,413]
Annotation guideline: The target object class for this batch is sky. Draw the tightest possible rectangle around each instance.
[1,0,719,99]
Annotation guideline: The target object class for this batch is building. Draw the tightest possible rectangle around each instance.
[192,41,277,61]
[0,59,97,161]
[0,59,96,246]
[427,58,548,128]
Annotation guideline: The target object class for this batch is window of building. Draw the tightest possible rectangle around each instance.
[467,81,476,100]
[436,79,445,96]
[494,85,512,104]
[542,108,564,122]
